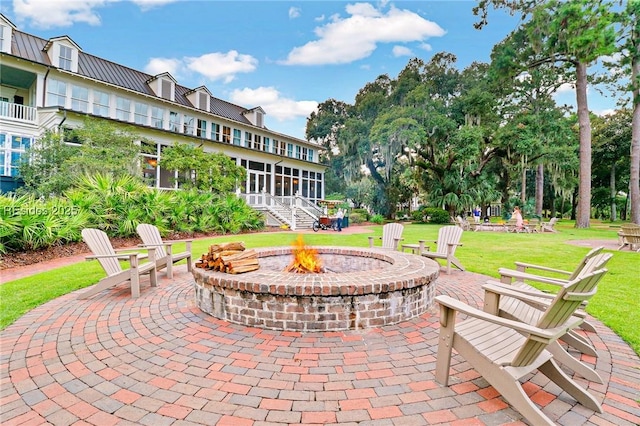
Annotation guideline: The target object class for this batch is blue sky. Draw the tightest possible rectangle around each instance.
[2,0,620,139]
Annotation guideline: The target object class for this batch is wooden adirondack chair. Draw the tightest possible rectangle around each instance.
[541,217,558,233]
[136,224,193,279]
[368,223,404,251]
[420,225,464,274]
[436,269,607,426]
[498,246,608,335]
[486,252,612,384]
[617,223,640,251]
[78,228,157,299]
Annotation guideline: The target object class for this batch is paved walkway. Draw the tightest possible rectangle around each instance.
[1,264,639,425]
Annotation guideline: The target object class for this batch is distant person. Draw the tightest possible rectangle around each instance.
[512,206,524,231]
[336,208,344,232]
[473,207,481,223]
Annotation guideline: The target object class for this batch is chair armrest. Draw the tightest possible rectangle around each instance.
[435,295,571,342]
[499,268,569,286]
[482,281,555,312]
[87,247,156,262]
[514,261,571,276]
[487,280,556,300]
[114,247,140,253]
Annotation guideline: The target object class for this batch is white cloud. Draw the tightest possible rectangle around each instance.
[556,82,576,94]
[314,14,325,22]
[281,2,445,65]
[392,45,413,57]
[144,57,182,77]
[185,51,258,83]
[143,51,258,83]
[596,108,616,116]
[130,0,177,11]
[12,0,106,28]
[11,0,178,29]
[289,7,301,19]
[419,43,432,52]
[230,87,318,122]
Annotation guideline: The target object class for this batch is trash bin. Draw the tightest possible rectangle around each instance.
[343,216,349,228]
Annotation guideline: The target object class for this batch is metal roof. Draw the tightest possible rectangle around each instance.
[9,29,254,127]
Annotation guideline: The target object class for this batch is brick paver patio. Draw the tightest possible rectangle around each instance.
[1,260,639,425]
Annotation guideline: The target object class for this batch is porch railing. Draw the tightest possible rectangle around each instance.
[0,101,37,124]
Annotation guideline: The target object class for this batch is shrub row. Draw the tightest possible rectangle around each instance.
[0,174,264,254]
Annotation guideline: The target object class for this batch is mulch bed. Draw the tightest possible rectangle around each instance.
[0,228,285,270]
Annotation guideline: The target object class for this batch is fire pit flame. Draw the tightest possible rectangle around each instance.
[284,235,323,273]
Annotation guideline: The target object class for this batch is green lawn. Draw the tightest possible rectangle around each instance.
[2,220,638,355]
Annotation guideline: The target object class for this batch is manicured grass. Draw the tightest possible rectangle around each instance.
[2,220,638,355]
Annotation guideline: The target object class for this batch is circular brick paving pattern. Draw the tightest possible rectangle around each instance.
[1,266,639,425]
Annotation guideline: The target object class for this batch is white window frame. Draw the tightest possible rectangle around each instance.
[92,90,110,117]
[59,45,73,71]
[151,106,164,129]
[46,78,67,107]
[115,96,131,121]
[71,84,88,113]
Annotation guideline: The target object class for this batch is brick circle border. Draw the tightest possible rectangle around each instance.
[192,246,440,331]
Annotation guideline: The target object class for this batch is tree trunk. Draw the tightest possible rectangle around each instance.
[535,163,544,217]
[521,163,527,204]
[630,50,640,224]
[610,164,617,222]
[575,62,592,228]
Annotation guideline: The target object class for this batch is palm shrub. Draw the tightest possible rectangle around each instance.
[0,194,89,252]
[2,173,266,253]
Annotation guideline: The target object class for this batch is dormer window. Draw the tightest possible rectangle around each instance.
[186,86,211,111]
[59,45,72,71]
[0,14,16,54]
[147,72,176,102]
[43,36,81,73]
[0,24,10,53]
[242,107,266,128]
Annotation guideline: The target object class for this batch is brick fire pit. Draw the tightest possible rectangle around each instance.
[192,246,439,331]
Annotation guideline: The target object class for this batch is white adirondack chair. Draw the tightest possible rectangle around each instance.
[541,217,558,233]
[368,223,404,251]
[78,228,157,299]
[420,225,464,274]
[436,268,607,426]
[136,224,193,279]
[455,215,470,231]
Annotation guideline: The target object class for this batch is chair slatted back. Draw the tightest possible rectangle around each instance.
[567,246,604,280]
[435,226,463,256]
[381,223,404,249]
[137,224,167,259]
[82,228,122,276]
[511,268,607,367]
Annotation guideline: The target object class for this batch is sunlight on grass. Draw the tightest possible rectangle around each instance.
[1,221,638,355]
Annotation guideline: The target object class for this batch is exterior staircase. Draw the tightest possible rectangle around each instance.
[241,192,323,230]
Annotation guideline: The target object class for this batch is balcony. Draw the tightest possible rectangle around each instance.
[0,101,37,124]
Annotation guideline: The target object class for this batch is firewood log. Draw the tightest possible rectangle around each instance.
[228,264,260,274]
[220,249,257,264]
[226,258,259,269]
[209,242,246,253]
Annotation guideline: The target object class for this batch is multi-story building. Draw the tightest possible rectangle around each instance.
[0,14,325,228]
